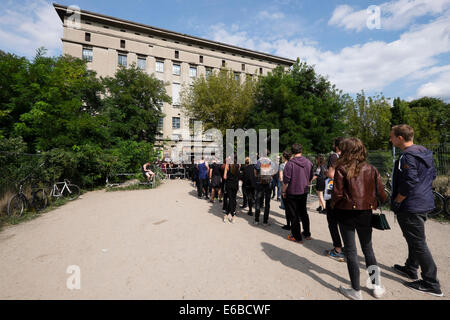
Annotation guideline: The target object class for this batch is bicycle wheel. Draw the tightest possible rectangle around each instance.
[7,194,25,218]
[62,184,80,200]
[32,189,48,211]
[428,192,444,218]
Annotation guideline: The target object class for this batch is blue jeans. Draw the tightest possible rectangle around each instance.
[397,211,440,290]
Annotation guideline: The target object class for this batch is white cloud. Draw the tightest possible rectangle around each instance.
[329,0,450,32]
[417,68,450,101]
[257,10,285,20]
[207,9,450,100]
[0,0,62,57]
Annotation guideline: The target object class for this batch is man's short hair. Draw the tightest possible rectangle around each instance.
[291,143,303,155]
[392,124,414,142]
[333,137,344,152]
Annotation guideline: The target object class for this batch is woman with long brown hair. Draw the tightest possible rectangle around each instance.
[330,137,387,300]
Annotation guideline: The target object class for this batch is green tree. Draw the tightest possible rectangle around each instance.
[6,50,105,152]
[390,97,409,127]
[181,67,257,135]
[406,97,449,144]
[246,61,346,153]
[101,64,170,144]
[343,91,392,150]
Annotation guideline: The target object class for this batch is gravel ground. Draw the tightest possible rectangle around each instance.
[0,179,448,300]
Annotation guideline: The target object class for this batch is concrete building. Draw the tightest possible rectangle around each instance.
[53,3,295,160]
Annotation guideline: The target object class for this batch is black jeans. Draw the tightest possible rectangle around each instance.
[284,194,310,240]
[326,200,343,249]
[197,178,209,198]
[226,183,238,216]
[397,211,440,290]
[255,183,271,223]
[336,210,378,291]
[243,185,255,213]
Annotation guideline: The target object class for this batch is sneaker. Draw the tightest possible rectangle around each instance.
[326,249,345,262]
[371,284,386,299]
[281,225,291,230]
[392,264,419,280]
[404,280,443,297]
[316,206,322,212]
[223,215,229,223]
[339,286,362,300]
[287,235,303,244]
[231,216,236,224]
[301,232,313,240]
[254,221,259,226]
[262,222,270,227]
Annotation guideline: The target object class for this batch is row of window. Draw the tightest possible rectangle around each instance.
[83,32,264,74]
[82,48,258,78]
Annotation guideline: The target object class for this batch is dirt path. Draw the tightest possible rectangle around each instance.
[0,179,448,300]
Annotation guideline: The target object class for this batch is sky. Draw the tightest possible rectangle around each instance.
[1,0,449,102]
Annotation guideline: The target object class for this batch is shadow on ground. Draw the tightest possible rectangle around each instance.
[188,182,407,290]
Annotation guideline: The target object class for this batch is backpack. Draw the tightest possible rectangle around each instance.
[258,158,273,184]
[324,178,334,200]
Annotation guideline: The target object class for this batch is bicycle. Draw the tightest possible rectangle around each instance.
[7,178,48,219]
[50,179,81,201]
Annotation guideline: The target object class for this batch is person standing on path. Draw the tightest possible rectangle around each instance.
[254,151,275,226]
[209,158,222,203]
[311,155,327,213]
[279,150,292,230]
[197,157,209,199]
[281,144,314,242]
[325,137,345,262]
[389,124,443,297]
[330,137,386,300]
[224,158,240,223]
[241,157,256,216]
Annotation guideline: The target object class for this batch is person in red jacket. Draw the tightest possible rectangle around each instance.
[330,137,386,300]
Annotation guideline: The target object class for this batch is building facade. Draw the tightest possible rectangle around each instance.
[53,3,295,160]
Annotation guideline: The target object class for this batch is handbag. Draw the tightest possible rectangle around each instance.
[372,169,391,230]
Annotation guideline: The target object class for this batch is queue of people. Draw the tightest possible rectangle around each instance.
[185,124,443,300]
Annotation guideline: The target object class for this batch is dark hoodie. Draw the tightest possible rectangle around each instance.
[392,144,436,213]
[283,156,314,195]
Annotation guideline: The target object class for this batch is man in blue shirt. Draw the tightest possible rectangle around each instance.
[390,124,443,297]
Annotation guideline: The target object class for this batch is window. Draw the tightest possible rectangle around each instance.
[189,66,197,78]
[82,47,93,62]
[241,64,245,71]
[138,57,146,70]
[234,72,240,81]
[205,67,212,78]
[172,63,181,75]
[260,67,263,75]
[155,60,164,72]
[175,50,179,59]
[172,83,181,106]
[172,117,180,129]
[199,55,203,63]
[222,60,226,67]
[85,32,91,42]
[157,118,164,130]
[120,40,126,48]
[118,53,127,67]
